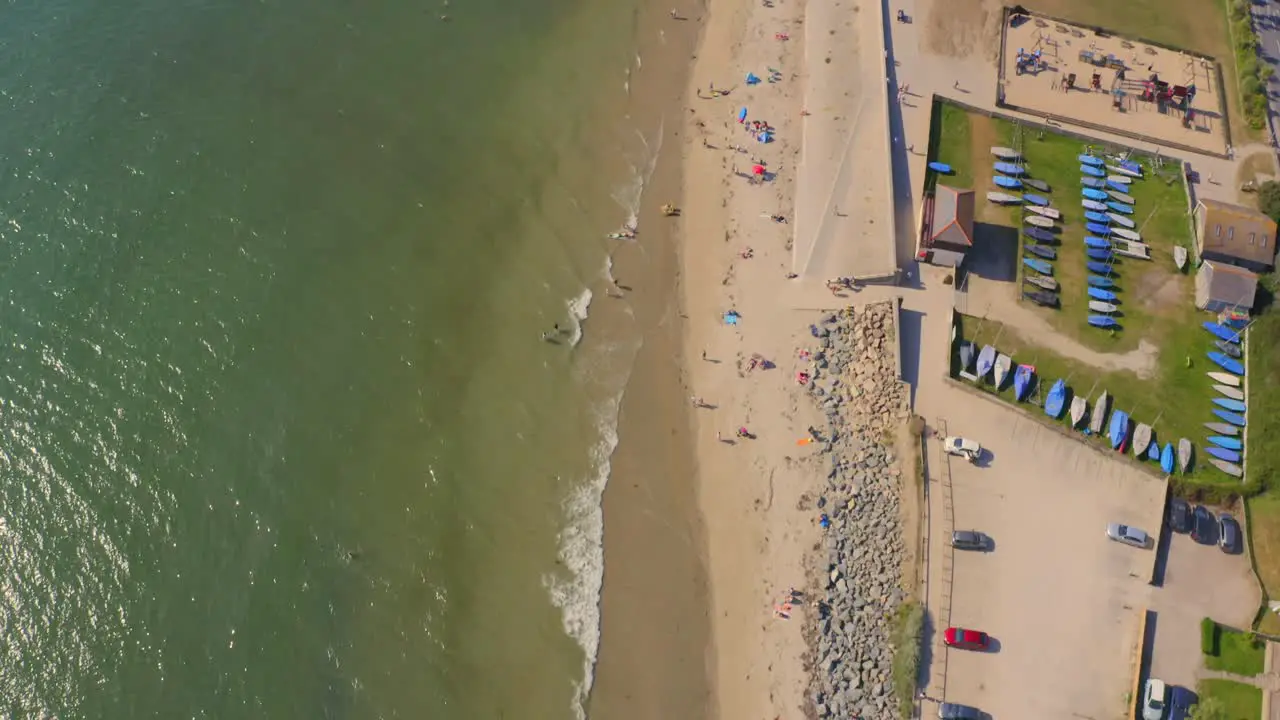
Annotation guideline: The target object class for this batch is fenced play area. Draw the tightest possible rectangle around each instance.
[998,11,1229,157]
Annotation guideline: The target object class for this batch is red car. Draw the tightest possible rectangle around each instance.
[944,627,990,651]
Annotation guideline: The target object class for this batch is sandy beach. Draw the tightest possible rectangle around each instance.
[673,0,910,713]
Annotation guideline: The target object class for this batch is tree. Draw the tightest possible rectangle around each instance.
[1259,181,1280,225]
[1188,696,1228,720]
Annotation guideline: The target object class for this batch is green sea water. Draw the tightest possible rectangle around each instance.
[0,0,661,716]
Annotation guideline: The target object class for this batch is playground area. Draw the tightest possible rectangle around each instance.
[999,12,1229,157]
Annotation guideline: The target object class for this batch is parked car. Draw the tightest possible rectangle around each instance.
[1218,513,1241,554]
[944,627,990,651]
[938,702,982,720]
[1142,678,1167,720]
[1167,498,1191,534]
[1107,523,1150,549]
[950,530,989,551]
[1168,685,1197,720]
[943,436,982,463]
[1192,505,1216,545]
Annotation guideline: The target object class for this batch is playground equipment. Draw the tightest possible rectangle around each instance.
[1079,48,1126,70]
[1015,47,1047,75]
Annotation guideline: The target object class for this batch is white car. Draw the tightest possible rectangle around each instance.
[1142,677,1167,720]
[942,436,982,463]
[1107,523,1151,549]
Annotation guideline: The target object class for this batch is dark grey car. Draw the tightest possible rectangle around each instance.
[938,702,982,720]
[951,530,989,551]
[1219,513,1241,554]
[1168,498,1191,533]
[1192,505,1216,545]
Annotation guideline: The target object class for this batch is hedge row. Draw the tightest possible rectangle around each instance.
[1202,617,1219,656]
[1229,0,1272,132]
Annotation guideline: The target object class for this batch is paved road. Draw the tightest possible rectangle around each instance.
[1252,0,1280,148]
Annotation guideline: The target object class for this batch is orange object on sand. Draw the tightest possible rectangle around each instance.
[796,437,814,446]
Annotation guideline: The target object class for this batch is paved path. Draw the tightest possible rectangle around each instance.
[959,274,1161,376]
[791,0,897,281]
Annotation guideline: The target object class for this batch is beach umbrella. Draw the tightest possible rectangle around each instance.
[738,107,748,123]
[752,164,765,175]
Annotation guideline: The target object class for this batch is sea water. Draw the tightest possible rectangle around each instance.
[0,0,660,716]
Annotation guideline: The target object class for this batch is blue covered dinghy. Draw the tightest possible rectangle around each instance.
[1213,397,1247,413]
[1207,351,1244,375]
[1206,446,1242,464]
[1090,315,1120,329]
[1044,379,1067,418]
[1023,257,1053,275]
[1213,409,1246,427]
[1109,410,1130,449]
[1209,436,1244,450]
[1203,322,1240,344]
[1013,365,1033,401]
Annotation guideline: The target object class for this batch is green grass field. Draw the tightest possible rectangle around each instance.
[1197,679,1264,720]
[1205,625,1266,676]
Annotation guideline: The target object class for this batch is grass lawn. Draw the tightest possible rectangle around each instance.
[1021,0,1257,143]
[1245,288,1280,633]
[1197,679,1264,720]
[1247,490,1280,634]
[982,116,1195,355]
[927,103,974,192]
[1205,625,1266,676]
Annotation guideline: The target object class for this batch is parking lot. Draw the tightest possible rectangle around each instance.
[930,391,1168,719]
[1147,527,1260,692]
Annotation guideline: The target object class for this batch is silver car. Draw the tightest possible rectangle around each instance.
[1107,523,1150,549]
[951,530,989,551]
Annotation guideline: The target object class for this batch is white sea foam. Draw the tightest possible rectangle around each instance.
[566,289,592,348]
[545,395,619,720]
[547,116,665,720]
[609,119,664,232]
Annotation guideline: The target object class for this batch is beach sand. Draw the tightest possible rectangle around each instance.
[676,0,884,714]
[591,0,900,712]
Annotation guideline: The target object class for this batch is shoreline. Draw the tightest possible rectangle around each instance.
[584,0,715,716]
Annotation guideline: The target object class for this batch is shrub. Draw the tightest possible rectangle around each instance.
[1259,181,1280,225]
[891,602,925,719]
[1202,617,1219,656]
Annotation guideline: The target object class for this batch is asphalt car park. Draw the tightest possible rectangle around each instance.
[935,401,1167,719]
[1145,505,1260,694]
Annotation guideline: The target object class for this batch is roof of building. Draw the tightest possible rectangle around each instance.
[931,185,975,248]
[1198,259,1259,308]
[1197,199,1277,267]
